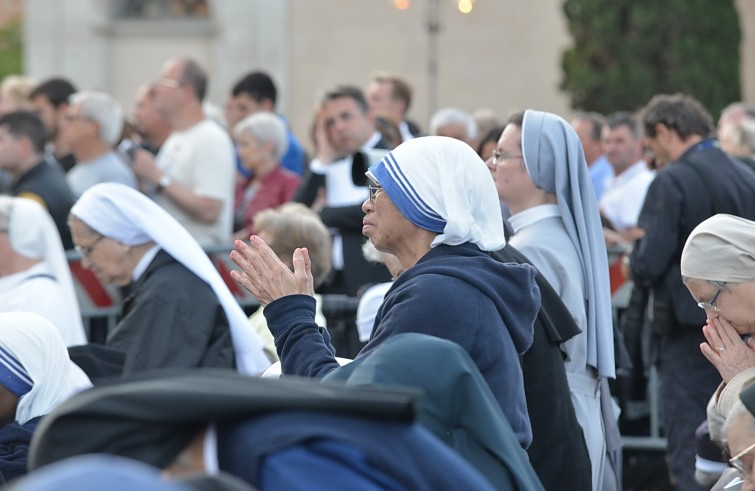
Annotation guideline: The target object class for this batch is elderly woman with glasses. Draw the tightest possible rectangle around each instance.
[231,136,540,448]
[68,183,269,376]
[680,214,755,457]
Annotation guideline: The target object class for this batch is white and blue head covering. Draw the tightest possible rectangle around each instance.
[367,136,505,251]
[0,312,91,425]
[70,183,270,376]
[521,110,615,379]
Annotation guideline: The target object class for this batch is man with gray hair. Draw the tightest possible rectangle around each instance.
[429,107,477,147]
[132,58,235,246]
[61,90,135,198]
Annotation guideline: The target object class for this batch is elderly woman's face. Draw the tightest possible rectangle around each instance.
[361,184,418,258]
[685,278,755,334]
[236,131,270,171]
[70,219,135,287]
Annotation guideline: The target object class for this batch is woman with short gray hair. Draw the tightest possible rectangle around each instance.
[232,112,299,241]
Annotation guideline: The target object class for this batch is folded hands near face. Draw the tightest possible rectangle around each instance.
[701,316,755,383]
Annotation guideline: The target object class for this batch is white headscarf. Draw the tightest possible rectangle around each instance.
[70,183,270,375]
[0,312,91,425]
[521,110,615,379]
[681,214,755,282]
[367,136,505,251]
[0,197,86,346]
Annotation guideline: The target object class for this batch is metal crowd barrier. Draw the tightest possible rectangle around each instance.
[606,245,666,452]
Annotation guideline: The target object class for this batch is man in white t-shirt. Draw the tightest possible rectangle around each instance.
[599,112,655,245]
[132,58,235,246]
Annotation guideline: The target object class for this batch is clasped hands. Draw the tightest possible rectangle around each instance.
[230,236,315,307]
[701,316,755,383]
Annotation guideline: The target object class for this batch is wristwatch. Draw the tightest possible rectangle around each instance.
[157,174,173,192]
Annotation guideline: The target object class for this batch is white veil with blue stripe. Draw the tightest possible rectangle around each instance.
[367,136,505,251]
[0,312,91,425]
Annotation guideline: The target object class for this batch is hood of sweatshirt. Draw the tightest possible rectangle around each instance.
[394,243,539,354]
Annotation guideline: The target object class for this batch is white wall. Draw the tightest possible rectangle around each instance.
[23,0,581,154]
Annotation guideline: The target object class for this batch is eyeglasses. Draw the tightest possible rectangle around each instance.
[75,235,105,258]
[156,77,181,89]
[697,283,725,312]
[368,185,383,202]
[730,441,755,478]
[491,150,523,167]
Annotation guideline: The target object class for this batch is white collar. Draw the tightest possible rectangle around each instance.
[362,131,382,150]
[399,121,415,142]
[609,160,650,187]
[509,204,560,234]
[131,244,161,282]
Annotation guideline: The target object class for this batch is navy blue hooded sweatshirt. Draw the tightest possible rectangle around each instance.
[264,243,540,447]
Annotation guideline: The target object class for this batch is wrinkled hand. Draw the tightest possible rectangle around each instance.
[700,316,755,383]
[229,236,314,307]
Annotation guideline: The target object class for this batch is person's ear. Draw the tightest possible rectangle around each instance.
[654,123,670,141]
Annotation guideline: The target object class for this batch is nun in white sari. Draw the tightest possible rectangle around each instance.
[69,183,270,376]
[0,312,91,481]
[0,197,86,346]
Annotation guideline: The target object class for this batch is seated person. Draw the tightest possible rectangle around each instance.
[230,136,540,447]
[0,197,85,345]
[248,203,331,363]
[232,112,300,241]
[0,312,91,482]
[68,183,269,375]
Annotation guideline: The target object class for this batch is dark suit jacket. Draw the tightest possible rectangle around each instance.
[293,138,394,296]
[631,140,755,332]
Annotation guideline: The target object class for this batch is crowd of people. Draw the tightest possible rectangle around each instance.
[0,58,754,490]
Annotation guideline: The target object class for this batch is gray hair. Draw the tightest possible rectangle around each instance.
[361,239,385,264]
[234,112,289,162]
[720,117,755,155]
[69,91,124,146]
[429,107,477,140]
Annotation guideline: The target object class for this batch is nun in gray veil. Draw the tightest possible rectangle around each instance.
[500,110,620,491]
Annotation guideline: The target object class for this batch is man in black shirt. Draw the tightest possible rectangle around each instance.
[630,93,755,490]
[0,111,75,249]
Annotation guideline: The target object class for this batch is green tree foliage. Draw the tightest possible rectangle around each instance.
[561,0,741,117]
[0,16,22,81]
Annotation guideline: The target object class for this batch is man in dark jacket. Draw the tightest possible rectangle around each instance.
[0,111,75,249]
[630,93,755,490]
[293,85,393,296]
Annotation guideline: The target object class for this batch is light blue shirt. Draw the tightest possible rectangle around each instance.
[589,154,614,201]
